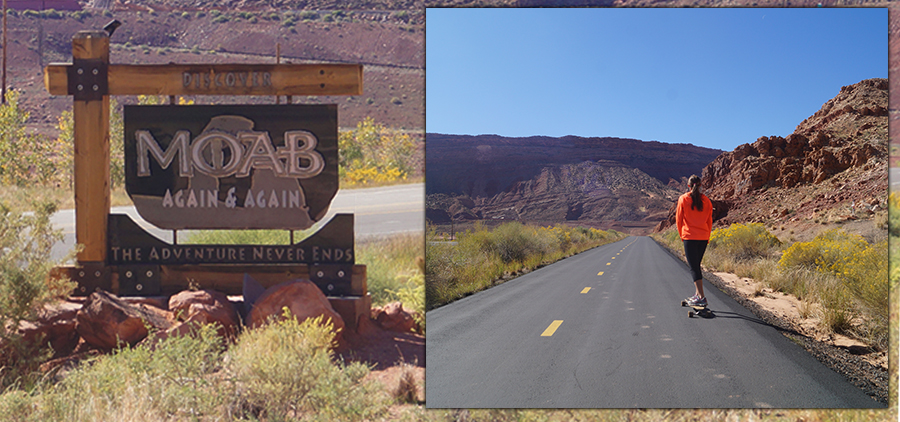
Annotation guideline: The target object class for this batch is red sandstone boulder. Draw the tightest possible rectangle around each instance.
[75,290,175,350]
[169,289,240,339]
[247,280,345,339]
[19,301,82,358]
[372,302,417,333]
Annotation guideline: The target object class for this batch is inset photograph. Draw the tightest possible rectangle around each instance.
[425,7,888,408]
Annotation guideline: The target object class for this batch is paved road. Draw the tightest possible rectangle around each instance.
[50,183,423,261]
[426,236,883,408]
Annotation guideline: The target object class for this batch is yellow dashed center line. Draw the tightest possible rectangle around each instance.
[606,262,611,266]
[541,320,564,337]
[598,271,604,276]
[581,287,591,294]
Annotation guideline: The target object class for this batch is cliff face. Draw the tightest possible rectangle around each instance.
[657,78,888,231]
[426,134,723,233]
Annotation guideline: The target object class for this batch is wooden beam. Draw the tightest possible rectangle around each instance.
[45,63,363,97]
[72,31,110,263]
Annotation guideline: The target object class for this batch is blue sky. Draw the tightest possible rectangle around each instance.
[425,8,887,151]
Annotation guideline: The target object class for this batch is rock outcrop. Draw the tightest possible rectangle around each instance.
[657,78,888,230]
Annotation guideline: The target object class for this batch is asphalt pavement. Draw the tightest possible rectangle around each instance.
[426,236,884,408]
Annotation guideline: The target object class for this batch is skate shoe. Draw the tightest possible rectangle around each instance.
[685,295,707,307]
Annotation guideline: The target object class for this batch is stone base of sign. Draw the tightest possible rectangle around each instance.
[51,263,371,333]
[329,294,372,332]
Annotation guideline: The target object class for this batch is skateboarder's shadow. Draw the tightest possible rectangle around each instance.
[707,310,769,326]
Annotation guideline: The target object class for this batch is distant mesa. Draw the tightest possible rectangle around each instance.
[425,133,722,234]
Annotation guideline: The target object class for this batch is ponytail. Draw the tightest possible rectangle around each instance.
[688,175,703,211]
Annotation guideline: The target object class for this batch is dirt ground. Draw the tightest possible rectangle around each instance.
[711,271,887,371]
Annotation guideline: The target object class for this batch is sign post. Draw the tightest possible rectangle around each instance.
[71,30,110,264]
[46,30,369,328]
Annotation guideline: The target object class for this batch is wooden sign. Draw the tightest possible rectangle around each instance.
[45,63,363,96]
[124,105,338,230]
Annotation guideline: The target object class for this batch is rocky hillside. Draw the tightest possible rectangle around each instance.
[657,78,889,236]
[4,5,422,137]
[426,134,722,233]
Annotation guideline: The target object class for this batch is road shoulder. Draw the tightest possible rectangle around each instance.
[652,239,889,406]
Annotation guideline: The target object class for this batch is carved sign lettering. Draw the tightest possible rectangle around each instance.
[124,105,338,230]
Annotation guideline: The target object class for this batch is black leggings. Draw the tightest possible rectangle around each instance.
[683,240,708,282]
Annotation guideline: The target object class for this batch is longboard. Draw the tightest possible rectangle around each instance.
[681,300,713,318]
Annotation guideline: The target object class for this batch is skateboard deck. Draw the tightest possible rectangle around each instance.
[680,300,712,318]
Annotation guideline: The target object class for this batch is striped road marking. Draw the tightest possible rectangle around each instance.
[581,287,591,294]
[541,320,564,336]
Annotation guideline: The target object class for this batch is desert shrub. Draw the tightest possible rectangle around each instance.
[465,222,538,264]
[750,259,810,300]
[391,271,425,332]
[838,240,888,346]
[356,233,423,308]
[425,239,502,310]
[426,222,622,309]
[40,9,64,19]
[889,192,900,237]
[0,91,68,187]
[35,324,227,421]
[227,313,389,421]
[779,228,866,271]
[0,201,74,389]
[708,222,781,261]
[343,165,406,186]
[778,228,887,347]
[338,117,421,187]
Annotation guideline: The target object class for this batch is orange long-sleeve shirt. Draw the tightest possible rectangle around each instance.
[675,192,713,240]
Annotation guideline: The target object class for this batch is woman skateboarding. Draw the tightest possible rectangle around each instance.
[675,175,713,307]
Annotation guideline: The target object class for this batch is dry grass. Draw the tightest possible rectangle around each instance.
[393,362,420,404]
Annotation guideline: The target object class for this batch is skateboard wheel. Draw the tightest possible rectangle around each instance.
[688,311,694,318]
[681,300,686,307]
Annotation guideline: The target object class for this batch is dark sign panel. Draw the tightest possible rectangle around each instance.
[124,105,337,230]
[107,213,355,266]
